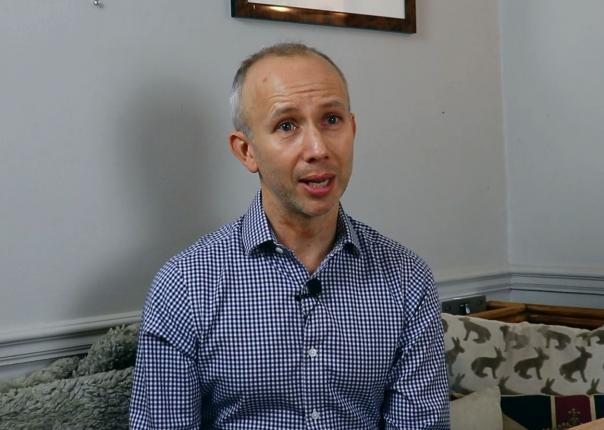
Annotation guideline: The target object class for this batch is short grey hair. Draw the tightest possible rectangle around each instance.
[230,42,350,137]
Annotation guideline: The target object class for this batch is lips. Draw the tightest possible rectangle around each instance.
[305,178,330,188]
[299,173,335,196]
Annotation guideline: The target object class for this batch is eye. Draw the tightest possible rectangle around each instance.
[277,121,296,133]
[325,114,341,126]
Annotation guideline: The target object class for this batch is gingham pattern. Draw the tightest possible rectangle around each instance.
[129,192,449,429]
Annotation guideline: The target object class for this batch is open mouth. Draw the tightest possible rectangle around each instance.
[299,174,335,195]
[303,178,331,188]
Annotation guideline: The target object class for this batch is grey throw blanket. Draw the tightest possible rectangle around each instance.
[0,324,138,430]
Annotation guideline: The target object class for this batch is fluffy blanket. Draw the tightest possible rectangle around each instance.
[0,324,139,430]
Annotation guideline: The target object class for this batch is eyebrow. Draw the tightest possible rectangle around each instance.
[269,106,298,120]
[269,99,349,120]
[319,100,348,111]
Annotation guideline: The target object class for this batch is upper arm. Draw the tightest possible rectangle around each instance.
[381,259,450,429]
[129,262,202,429]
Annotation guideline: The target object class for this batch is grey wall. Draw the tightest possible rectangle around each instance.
[1,1,508,332]
[501,1,604,274]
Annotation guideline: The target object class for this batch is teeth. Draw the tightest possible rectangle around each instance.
[307,179,330,188]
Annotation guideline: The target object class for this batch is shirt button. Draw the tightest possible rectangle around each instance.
[308,347,317,358]
[275,246,284,254]
[310,409,320,420]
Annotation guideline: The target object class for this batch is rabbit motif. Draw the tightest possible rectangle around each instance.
[587,378,602,395]
[498,376,521,395]
[578,332,592,345]
[500,325,529,351]
[450,373,472,395]
[559,346,592,383]
[513,347,549,380]
[471,346,505,378]
[441,318,448,333]
[580,329,604,347]
[540,378,562,396]
[590,329,604,345]
[460,317,491,344]
[445,337,465,376]
[538,326,571,350]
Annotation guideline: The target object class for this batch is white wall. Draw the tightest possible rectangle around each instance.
[501,1,604,275]
[0,1,508,336]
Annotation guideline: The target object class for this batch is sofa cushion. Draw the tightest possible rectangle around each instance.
[500,393,604,430]
[0,367,132,430]
[442,313,604,395]
[0,323,139,429]
[450,386,503,430]
[74,323,139,376]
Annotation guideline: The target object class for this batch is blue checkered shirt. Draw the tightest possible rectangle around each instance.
[130,192,449,429]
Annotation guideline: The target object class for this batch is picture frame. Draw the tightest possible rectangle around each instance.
[231,0,416,34]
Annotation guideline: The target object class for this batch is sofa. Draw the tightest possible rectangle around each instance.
[0,324,138,430]
[444,305,604,430]
[2,303,603,430]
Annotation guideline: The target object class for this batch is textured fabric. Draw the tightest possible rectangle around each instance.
[500,394,604,430]
[0,357,80,394]
[0,324,139,430]
[130,192,449,429]
[75,323,139,376]
[0,368,133,430]
[450,386,503,430]
[442,313,604,396]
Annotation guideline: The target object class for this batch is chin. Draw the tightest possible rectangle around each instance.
[301,200,340,218]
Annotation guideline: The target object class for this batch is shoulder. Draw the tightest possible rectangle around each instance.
[347,216,436,314]
[142,219,243,338]
[171,219,241,265]
[348,216,432,276]
[153,217,244,284]
[146,218,242,306]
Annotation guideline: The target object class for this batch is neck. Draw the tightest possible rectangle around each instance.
[263,199,339,275]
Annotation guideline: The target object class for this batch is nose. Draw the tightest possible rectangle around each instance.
[302,124,329,162]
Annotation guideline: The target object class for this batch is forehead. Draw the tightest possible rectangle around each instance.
[241,53,349,110]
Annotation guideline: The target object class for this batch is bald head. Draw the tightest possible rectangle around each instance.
[230,43,350,137]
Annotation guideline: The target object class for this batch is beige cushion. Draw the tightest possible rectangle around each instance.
[442,313,604,395]
[450,386,503,430]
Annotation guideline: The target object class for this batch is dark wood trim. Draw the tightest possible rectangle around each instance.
[231,0,416,34]
[527,314,604,330]
[470,302,526,320]
[469,300,604,330]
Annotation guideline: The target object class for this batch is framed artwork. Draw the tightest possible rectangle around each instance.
[231,0,416,33]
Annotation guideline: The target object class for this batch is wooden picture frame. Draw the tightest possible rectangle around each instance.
[231,0,416,34]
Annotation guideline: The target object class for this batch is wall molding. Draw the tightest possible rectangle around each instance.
[436,267,604,309]
[436,272,511,300]
[0,311,140,372]
[507,267,604,307]
[436,267,604,300]
[509,265,604,296]
[2,268,603,376]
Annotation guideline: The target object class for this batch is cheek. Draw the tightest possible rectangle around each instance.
[338,139,354,166]
[256,152,296,180]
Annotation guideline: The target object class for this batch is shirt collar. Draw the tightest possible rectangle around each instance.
[241,191,361,256]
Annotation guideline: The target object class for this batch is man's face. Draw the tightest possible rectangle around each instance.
[233,54,356,222]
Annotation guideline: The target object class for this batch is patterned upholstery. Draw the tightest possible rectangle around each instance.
[442,313,604,396]
[500,393,604,429]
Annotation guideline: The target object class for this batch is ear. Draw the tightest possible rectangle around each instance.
[229,131,258,173]
[350,112,357,137]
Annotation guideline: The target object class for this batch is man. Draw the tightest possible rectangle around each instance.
[130,43,449,429]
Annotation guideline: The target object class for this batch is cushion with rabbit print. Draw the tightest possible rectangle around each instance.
[442,313,604,396]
